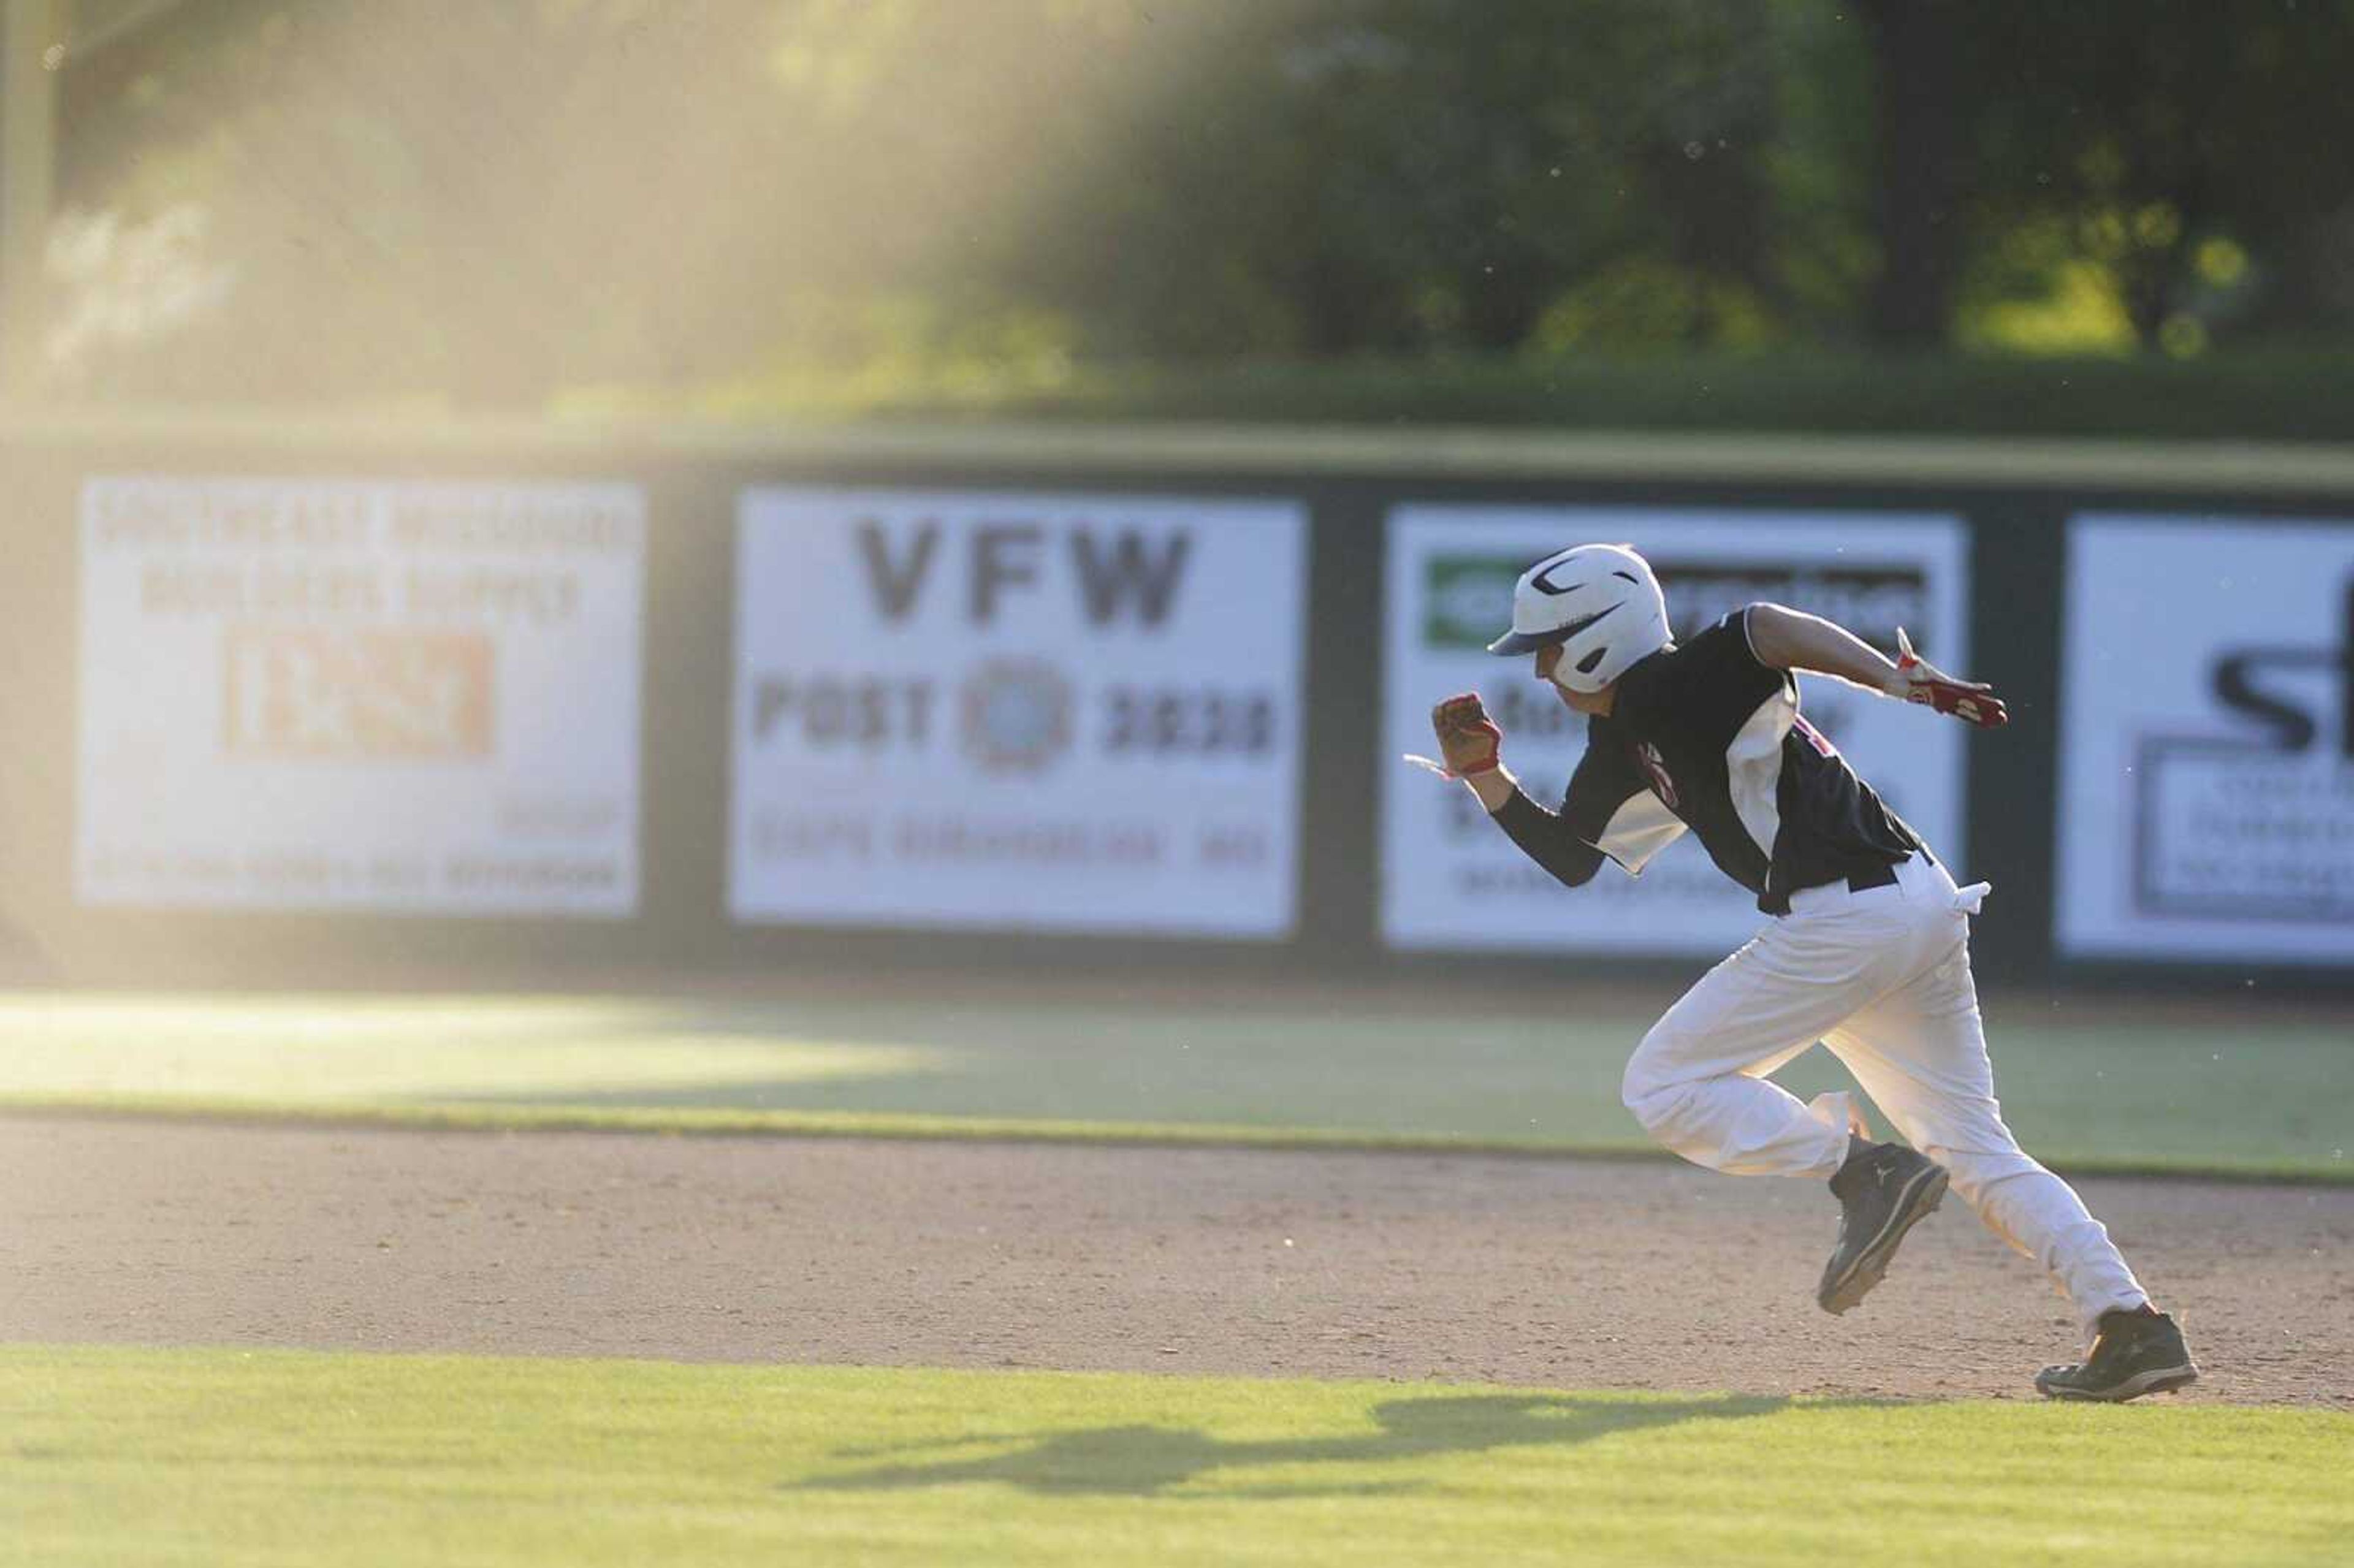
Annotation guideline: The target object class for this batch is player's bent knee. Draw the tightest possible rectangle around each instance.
[1620,1057,1665,1117]
[1620,1025,1695,1111]
[1622,1081,1699,1144]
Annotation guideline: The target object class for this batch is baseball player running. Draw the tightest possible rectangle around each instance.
[1420,542,2196,1401]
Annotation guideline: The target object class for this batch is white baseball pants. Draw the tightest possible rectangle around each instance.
[1619,852,2149,1338]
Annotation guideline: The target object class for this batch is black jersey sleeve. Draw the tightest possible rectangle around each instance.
[1491,790,1606,888]
[1487,731,1663,887]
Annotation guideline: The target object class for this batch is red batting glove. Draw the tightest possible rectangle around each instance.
[1428,693,1504,777]
[1890,628,2008,728]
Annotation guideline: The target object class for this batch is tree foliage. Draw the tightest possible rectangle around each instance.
[31,0,2354,409]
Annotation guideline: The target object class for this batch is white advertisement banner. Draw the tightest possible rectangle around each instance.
[2057,516,2354,964]
[731,489,1306,935]
[1383,508,1971,954]
[78,476,644,915]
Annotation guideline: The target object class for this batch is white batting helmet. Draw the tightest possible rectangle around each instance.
[1487,542,1670,693]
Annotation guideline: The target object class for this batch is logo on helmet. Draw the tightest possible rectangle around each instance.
[1529,559,1586,596]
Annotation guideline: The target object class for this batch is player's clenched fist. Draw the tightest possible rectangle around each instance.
[1429,692,1503,777]
[1886,628,2008,728]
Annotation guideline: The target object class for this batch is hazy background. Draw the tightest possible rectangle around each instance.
[13,0,2354,435]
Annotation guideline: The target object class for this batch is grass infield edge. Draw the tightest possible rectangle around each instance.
[4,1091,2348,1187]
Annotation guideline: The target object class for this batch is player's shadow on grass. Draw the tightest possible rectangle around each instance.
[790,1391,1857,1499]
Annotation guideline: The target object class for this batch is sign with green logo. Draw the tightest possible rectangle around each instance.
[1384,506,1971,956]
[1422,555,1526,649]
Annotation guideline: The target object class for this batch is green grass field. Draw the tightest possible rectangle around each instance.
[4,1347,2348,1568]
[0,989,2345,1179]
[9,995,2350,1564]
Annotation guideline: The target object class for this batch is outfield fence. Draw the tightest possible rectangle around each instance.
[4,414,2351,992]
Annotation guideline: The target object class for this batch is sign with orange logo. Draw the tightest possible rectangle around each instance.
[222,628,495,759]
[78,478,644,914]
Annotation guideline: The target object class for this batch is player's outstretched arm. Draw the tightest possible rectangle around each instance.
[1743,603,2008,728]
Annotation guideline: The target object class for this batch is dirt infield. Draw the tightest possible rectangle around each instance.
[5,1116,2348,1404]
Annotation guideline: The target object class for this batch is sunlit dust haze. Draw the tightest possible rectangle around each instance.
[29,0,1252,414]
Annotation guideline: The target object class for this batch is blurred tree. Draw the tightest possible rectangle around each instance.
[50,0,1160,400]
[1857,0,1960,347]
[1955,0,2354,351]
[28,0,2354,408]
[998,0,1796,359]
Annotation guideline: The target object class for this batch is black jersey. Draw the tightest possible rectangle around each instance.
[1494,606,1921,915]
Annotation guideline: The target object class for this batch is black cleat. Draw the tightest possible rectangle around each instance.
[2035,1307,2199,1402]
[1817,1140,1948,1315]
